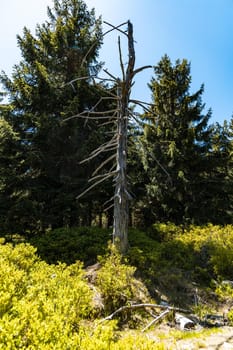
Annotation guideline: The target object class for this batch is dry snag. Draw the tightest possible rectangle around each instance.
[66,20,151,253]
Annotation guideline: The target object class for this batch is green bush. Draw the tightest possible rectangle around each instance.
[227,309,233,326]
[127,224,233,305]
[0,241,93,348]
[0,241,165,349]
[30,226,111,265]
[2,224,233,348]
[148,222,184,241]
[96,245,149,316]
[176,224,233,280]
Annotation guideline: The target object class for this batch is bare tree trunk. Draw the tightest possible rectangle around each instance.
[72,20,151,253]
[113,21,135,254]
[113,85,129,253]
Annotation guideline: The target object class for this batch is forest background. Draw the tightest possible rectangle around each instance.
[1,1,233,348]
[0,0,233,234]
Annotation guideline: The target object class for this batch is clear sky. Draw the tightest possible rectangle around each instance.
[1,0,233,124]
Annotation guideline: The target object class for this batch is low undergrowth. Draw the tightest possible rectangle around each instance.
[1,223,233,348]
[0,240,160,349]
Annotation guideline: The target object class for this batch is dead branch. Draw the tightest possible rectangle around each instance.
[103,69,119,82]
[104,203,114,212]
[89,96,118,113]
[108,163,116,173]
[80,145,116,164]
[99,303,191,323]
[103,21,128,38]
[146,309,158,319]
[124,188,133,200]
[103,196,115,207]
[126,21,135,82]
[62,75,95,88]
[129,99,154,107]
[98,120,117,128]
[87,109,118,116]
[64,101,118,123]
[129,99,153,113]
[128,111,147,127]
[93,75,117,84]
[89,136,117,156]
[76,172,116,199]
[88,171,116,183]
[66,76,111,93]
[63,113,115,123]
[118,36,126,81]
[91,82,118,99]
[98,87,118,99]
[81,21,128,70]
[133,65,152,77]
[64,75,117,90]
[92,154,116,176]
[91,143,116,158]
[142,309,170,332]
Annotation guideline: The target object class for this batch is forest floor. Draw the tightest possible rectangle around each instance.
[147,325,233,349]
[86,258,233,349]
[174,327,233,349]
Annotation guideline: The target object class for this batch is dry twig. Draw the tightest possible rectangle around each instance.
[99,303,190,323]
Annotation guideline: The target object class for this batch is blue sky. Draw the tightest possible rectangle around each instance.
[1,0,233,124]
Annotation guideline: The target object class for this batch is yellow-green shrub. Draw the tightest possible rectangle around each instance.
[0,242,93,349]
[176,224,233,279]
[0,241,157,349]
[227,309,233,326]
[95,244,151,326]
[128,224,233,301]
[112,332,166,349]
[96,245,137,315]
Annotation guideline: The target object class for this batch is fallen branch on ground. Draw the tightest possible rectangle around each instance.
[99,303,191,323]
[142,309,171,332]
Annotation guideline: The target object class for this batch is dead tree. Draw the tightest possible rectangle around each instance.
[112,21,135,253]
[66,20,151,254]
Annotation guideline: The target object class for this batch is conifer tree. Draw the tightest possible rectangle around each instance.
[0,111,23,232]
[141,55,214,224]
[0,0,107,233]
[206,120,233,223]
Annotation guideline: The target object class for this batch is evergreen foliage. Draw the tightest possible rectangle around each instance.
[0,1,232,234]
[140,55,232,224]
[1,2,233,346]
[29,226,111,265]
[0,0,113,234]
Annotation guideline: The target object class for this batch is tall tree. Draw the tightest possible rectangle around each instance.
[205,120,233,223]
[75,20,151,253]
[0,109,23,233]
[141,55,215,224]
[0,0,108,233]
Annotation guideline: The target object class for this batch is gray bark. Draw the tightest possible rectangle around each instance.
[113,21,135,254]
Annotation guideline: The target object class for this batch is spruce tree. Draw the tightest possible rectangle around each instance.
[141,55,214,224]
[0,0,108,233]
[0,110,23,233]
[206,120,233,223]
